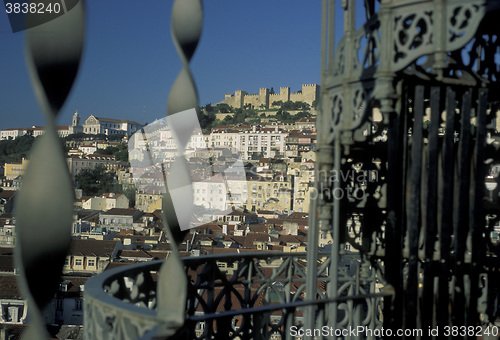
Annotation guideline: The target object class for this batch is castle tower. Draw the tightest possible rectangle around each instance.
[301,84,320,106]
[259,88,270,108]
[280,87,290,102]
[235,90,246,109]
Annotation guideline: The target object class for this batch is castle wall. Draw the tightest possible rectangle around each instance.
[289,93,303,103]
[269,93,282,106]
[222,95,237,109]
[243,94,262,108]
[216,113,233,121]
[218,84,319,109]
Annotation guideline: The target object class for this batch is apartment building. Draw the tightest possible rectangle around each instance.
[66,154,117,179]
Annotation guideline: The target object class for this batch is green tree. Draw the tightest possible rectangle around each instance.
[244,108,258,117]
[197,106,218,130]
[210,119,223,128]
[95,146,114,155]
[0,135,36,165]
[94,143,128,162]
[295,111,311,120]
[108,133,126,141]
[75,165,119,196]
[122,183,136,207]
[204,103,216,114]
[114,143,129,163]
[216,103,233,113]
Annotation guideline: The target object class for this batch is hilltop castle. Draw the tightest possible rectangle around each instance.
[219,84,320,109]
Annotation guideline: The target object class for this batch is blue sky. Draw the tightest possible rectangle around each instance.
[0,1,321,131]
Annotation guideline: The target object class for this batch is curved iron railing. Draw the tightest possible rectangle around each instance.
[84,252,387,339]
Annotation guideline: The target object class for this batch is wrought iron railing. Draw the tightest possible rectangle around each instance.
[84,253,388,339]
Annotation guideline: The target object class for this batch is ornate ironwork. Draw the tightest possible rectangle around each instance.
[84,253,387,339]
[311,0,500,336]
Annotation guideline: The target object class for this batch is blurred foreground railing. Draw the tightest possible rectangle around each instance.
[84,252,387,340]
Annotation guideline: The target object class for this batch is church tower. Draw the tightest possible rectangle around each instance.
[69,111,83,134]
[72,111,80,127]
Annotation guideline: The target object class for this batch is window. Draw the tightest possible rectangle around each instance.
[75,298,83,311]
[64,257,70,266]
[88,259,95,267]
[8,307,18,323]
[75,259,83,266]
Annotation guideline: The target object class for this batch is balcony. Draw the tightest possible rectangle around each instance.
[84,252,388,339]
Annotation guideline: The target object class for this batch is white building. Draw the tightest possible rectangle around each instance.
[66,154,117,179]
[192,177,227,211]
[78,143,98,155]
[83,115,143,135]
[0,128,24,140]
[81,193,129,210]
[207,128,240,151]
[238,126,287,160]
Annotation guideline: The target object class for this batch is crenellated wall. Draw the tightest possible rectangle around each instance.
[219,84,319,109]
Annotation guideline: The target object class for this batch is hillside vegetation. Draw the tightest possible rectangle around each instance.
[0,135,36,165]
[197,100,315,130]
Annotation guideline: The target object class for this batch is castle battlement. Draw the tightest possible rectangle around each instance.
[218,84,320,110]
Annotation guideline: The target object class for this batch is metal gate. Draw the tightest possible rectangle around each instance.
[385,82,499,332]
[309,1,500,338]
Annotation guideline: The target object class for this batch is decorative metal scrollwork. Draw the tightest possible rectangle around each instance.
[333,39,346,77]
[448,4,482,44]
[393,10,433,68]
[354,18,381,75]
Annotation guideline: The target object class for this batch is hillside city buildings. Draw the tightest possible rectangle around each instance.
[0,111,143,140]
[0,100,332,337]
[1,92,499,337]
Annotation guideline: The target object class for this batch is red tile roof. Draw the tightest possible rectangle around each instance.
[67,239,118,257]
[102,208,138,216]
[0,255,15,273]
[119,250,153,259]
[0,190,16,200]
[0,274,22,299]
